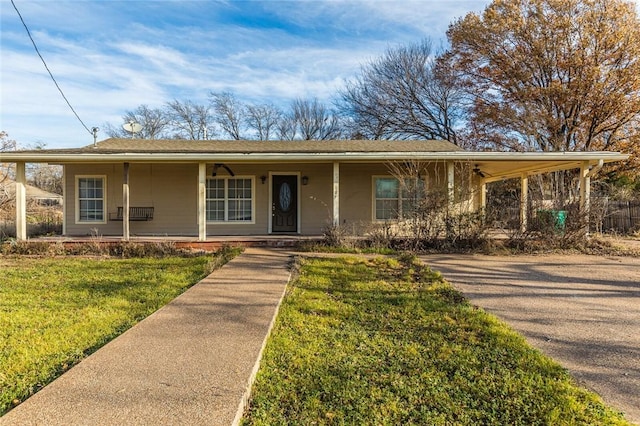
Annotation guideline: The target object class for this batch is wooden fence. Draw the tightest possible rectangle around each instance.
[487,197,640,235]
[598,200,640,234]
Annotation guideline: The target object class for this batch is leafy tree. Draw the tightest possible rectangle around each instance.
[445,0,640,172]
[339,40,466,144]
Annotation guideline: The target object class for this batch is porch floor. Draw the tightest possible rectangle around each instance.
[28,234,324,250]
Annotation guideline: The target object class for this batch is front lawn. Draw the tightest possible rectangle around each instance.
[243,255,629,425]
[0,250,235,415]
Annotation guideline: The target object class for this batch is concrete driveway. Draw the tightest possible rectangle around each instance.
[420,254,640,424]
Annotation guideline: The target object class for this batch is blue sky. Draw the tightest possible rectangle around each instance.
[3,1,636,149]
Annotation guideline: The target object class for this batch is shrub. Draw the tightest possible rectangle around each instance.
[0,240,224,258]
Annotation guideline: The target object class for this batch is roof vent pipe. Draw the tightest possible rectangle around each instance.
[91,127,99,147]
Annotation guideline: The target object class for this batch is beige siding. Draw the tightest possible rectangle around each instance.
[297,164,333,234]
[63,160,459,237]
[64,162,335,236]
[211,163,333,235]
[65,164,199,236]
[339,163,387,226]
[65,164,120,236]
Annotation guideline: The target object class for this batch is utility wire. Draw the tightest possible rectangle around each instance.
[11,0,93,136]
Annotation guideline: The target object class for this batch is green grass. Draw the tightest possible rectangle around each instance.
[0,250,237,415]
[243,255,629,425]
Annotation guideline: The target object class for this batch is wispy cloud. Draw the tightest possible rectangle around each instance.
[1,0,498,148]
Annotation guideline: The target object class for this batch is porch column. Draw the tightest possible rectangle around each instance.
[332,162,340,226]
[520,172,529,233]
[580,160,591,235]
[198,163,206,241]
[480,181,487,212]
[15,162,27,241]
[446,161,455,209]
[122,162,130,241]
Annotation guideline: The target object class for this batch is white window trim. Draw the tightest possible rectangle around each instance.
[75,175,107,225]
[371,175,425,221]
[206,176,256,224]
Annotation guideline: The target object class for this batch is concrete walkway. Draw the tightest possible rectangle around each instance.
[420,254,640,424]
[1,248,292,426]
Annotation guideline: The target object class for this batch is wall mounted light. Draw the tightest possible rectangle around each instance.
[302,176,309,185]
[260,175,267,184]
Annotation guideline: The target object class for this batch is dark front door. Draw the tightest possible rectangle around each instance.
[272,175,297,233]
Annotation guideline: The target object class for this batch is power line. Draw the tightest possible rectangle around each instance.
[11,0,93,136]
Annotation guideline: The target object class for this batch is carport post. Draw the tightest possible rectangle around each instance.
[520,172,528,233]
[15,161,27,241]
[580,160,591,236]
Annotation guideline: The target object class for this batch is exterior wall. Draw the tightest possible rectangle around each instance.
[64,162,336,237]
[65,163,198,236]
[204,163,333,235]
[339,163,388,227]
[63,161,468,237]
[339,162,454,231]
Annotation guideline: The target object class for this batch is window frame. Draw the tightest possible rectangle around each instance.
[372,175,426,221]
[75,175,107,224]
[206,176,255,224]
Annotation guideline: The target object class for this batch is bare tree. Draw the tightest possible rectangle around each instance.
[339,39,466,145]
[210,92,246,140]
[291,98,342,140]
[0,131,17,211]
[275,113,297,141]
[165,100,213,140]
[245,103,282,140]
[29,163,63,195]
[104,105,170,139]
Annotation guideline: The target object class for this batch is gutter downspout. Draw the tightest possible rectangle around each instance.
[586,159,604,178]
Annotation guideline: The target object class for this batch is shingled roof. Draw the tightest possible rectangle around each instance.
[22,138,465,154]
[0,138,628,183]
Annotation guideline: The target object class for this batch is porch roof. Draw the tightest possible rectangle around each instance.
[0,138,628,181]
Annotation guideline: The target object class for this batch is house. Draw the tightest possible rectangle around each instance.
[0,138,628,241]
[1,179,63,206]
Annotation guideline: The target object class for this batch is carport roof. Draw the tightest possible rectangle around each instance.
[0,138,628,181]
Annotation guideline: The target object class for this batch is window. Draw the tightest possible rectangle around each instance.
[375,177,399,220]
[207,177,253,222]
[373,176,425,220]
[77,176,106,223]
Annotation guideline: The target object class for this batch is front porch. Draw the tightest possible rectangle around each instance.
[1,138,628,242]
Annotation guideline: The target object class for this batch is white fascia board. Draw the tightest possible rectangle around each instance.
[0,151,629,163]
